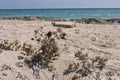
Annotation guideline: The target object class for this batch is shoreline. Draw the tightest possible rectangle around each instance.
[0,16,120,24]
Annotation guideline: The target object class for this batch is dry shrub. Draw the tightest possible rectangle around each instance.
[24,29,60,78]
[24,38,59,68]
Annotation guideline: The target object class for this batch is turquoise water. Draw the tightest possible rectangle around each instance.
[0,8,120,19]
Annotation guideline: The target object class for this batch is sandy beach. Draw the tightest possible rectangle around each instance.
[0,19,120,80]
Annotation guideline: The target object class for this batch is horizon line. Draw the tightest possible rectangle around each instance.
[0,8,120,10]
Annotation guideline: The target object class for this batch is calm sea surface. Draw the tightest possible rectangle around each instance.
[0,8,120,19]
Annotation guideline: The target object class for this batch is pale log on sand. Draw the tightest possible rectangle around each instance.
[52,22,76,28]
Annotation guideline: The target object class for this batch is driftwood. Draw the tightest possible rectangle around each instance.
[52,22,76,28]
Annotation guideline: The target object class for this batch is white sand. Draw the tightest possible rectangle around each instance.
[0,20,120,80]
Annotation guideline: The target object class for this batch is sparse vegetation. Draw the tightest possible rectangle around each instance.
[75,50,88,60]
[0,40,21,51]
[31,27,67,46]
[64,50,108,79]
[93,56,108,70]
[0,39,35,56]
[64,62,80,75]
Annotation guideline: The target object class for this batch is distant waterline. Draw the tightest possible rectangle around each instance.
[0,8,120,19]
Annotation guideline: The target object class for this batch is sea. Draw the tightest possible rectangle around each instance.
[0,8,120,19]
